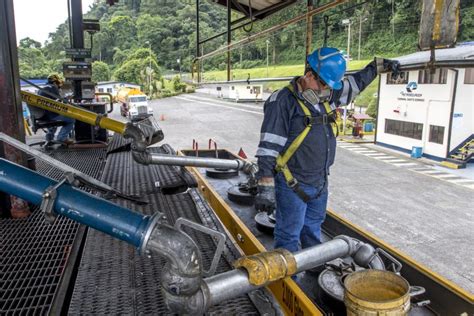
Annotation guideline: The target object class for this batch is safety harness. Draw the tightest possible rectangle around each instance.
[275,84,338,202]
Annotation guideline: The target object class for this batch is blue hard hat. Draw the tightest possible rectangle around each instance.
[307,47,346,90]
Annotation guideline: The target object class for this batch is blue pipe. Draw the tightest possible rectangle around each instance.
[0,158,150,248]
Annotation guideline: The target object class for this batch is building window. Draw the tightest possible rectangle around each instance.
[385,119,423,140]
[107,88,113,93]
[464,68,474,84]
[98,88,104,92]
[386,71,409,85]
[418,68,448,84]
[429,125,445,144]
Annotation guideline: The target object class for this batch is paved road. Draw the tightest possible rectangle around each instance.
[112,92,473,294]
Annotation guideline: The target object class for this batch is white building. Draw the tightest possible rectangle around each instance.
[228,84,263,102]
[375,44,474,161]
[95,81,141,99]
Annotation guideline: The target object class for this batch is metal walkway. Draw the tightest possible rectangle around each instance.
[69,135,269,314]
[1,148,107,315]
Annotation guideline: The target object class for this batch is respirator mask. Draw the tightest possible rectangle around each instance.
[301,71,332,105]
[301,87,331,105]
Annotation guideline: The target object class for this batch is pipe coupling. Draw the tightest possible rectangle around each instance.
[334,235,359,255]
[242,161,258,175]
[123,124,148,151]
[233,249,296,286]
[132,150,152,165]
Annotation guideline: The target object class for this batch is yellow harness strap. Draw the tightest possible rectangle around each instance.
[275,85,333,200]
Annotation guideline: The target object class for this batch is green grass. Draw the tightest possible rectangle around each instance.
[355,77,379,107]
[201,60,377,101]
[202,60,371,82]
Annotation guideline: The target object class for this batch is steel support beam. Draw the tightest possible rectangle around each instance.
[196,0,348,62]
[196,0,201,83]
[199,20,254,45]
[67,0,84,100]
[199,1,297,45]
[227,0,231,82]
[0,0,30,218]
[305,0,314,69]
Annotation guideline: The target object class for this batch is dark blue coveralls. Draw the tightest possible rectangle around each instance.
[256,60,378,252]
[38,84,75,141]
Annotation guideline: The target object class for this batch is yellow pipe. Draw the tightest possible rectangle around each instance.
[21,91,127,135]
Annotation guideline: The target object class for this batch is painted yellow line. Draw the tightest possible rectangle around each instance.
[327,209,474,303]
[440,161,463,169]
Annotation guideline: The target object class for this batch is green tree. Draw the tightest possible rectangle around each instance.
[107,15,137,50]
[112,48,129,67]
[366,97,378,118]
[459,4,474,41]
[172,75,186,92]
[40,0,474,77]
[19,37,41,49]
[92,61,111,82]
[114,56,160,88]
[18,46,52,78]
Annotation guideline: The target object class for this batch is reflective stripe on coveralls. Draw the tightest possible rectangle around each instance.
[275,84,336,202]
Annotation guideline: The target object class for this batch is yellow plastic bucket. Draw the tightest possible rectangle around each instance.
[343,270,410,316]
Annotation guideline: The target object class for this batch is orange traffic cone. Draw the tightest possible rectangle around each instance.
[160,114,165,121]
[238,147,247,159]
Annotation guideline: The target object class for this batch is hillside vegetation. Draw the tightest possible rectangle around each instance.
[18,0,473,100]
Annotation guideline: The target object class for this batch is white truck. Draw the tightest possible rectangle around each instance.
[117,88,153,121]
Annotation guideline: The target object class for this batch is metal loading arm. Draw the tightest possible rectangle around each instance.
[20,90,156,150]
[0,159,394,314]
[22,90,126,134]
[132,151,258,177]
[22,91,255,176]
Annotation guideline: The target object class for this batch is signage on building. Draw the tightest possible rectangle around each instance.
[65,48,92,58]
[63,62,92,80]
[397,81,424,102]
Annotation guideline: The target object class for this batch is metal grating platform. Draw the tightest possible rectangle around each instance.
[70,136,265,314]
[0,148,107,315]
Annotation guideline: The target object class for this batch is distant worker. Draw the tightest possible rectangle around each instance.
[255,47,399,256]
[37,74,75,144]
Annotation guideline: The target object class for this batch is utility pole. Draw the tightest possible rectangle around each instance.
[196,0,201,83]
[226,0,231,82]
[145,41,151,92]
[266,39,270,78]
[347,21,351,59]
[342,19,352,59]
[177,58,181,79]
[358,16,367,60]
[305,0,314,69]
[391,0,395,39]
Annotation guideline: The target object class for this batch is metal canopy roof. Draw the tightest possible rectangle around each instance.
[212,0,298,20]
[396,43,474,66]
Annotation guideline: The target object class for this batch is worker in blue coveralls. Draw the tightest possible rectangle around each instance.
[37,74,75,144]
[255,47,400,257]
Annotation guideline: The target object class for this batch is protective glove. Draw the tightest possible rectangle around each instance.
[375,58,401,79]
[254,178,276,213]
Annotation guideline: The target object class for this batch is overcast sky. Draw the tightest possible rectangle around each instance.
[13,0,95,45]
